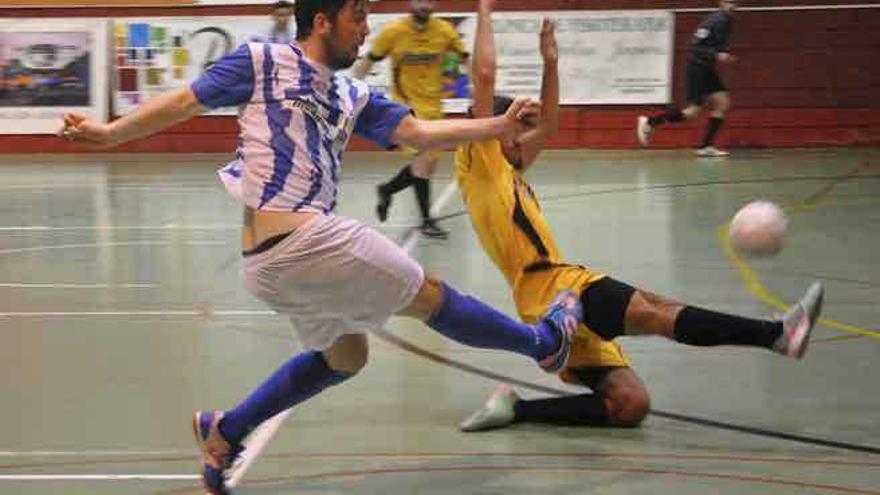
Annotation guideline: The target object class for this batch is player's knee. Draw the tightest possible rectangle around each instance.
[322,334,370,374]
[712,104,729,117]
[580,278,636,340]
[400,274,444,320]
[710,96,731,115]
[605,386,650,427]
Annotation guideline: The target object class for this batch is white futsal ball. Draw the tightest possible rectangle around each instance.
[728,200,788,256]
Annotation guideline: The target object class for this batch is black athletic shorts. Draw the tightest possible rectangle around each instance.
[686,62,727,104]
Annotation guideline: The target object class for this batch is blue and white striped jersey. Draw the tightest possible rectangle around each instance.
[192,42,411,213]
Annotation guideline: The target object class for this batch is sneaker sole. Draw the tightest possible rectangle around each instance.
[795,282,824,359]
[636,117,650,146]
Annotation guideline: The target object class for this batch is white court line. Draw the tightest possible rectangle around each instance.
[0,283,159,289]
[0,222,415,232]
[0,310,274,317]
[0,450,188,457]
[0,224,239,232]
[430,181,460,218]
[0,241,226,256]
[227,180,460,488]
[0,475,200,481]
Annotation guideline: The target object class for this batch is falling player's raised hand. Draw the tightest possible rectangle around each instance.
[539,18,558,64]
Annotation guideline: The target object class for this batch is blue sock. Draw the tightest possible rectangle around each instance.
[426,283,557,361]
[218,350,353,445]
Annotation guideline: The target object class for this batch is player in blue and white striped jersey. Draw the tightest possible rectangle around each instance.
[60,1,584,493]
[208,40,407,214]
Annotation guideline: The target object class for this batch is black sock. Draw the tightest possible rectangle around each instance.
[381,164,414,196]
[514,394,609,426]
[648,108,685,127]
[700,117,724,148]
[674,306,782,348]
[413,176,431,222]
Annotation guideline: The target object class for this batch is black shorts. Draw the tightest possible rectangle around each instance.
[686,63,727,104]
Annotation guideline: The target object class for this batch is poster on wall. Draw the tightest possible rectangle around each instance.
[112,10,672,116]
[0,18,108,134]
[363,11,672,105]
[112,16,269,116]
[492,11,673,104]
[112,14,472,116]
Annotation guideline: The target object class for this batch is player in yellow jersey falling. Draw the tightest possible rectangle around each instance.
[353,0,469,238]
[456,0,824,432]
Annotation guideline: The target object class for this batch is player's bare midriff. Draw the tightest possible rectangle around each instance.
[241,207,317,251]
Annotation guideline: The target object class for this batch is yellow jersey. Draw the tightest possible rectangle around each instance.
[455,140,566,287]
[455,140,627,374]
[368,16,468,116]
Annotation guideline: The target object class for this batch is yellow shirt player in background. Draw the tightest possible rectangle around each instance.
[457,0,823,432]
[353,0,469,238]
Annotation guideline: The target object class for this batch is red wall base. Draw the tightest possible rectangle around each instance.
[7,107,876,154]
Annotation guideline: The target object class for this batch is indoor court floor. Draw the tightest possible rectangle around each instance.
[0,148,877,494]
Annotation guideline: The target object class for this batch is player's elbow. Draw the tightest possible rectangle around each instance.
[178,88,205,117]
[474,65,496,88]
[392,117,430,150]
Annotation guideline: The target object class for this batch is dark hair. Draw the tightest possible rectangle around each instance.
[467,95,515,118]
[492,95,515,117]
[294,0,349,40]
[273,0,293,10]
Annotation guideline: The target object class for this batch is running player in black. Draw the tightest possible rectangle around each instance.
[638,0,737,157]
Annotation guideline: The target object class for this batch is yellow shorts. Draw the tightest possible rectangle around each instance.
[513,265,631,385]
[401,104,444,158]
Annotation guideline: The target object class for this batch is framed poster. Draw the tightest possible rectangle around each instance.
[0,18,108,134]
[112,16,269,116]
[491,11,674,104]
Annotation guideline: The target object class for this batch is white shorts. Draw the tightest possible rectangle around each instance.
[243,214,425,351]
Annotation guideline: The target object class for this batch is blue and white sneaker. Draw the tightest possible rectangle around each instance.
[192,410,243,495]
[538,290,582,373]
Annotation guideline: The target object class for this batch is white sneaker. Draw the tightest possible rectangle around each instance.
[636,116,652,146]
[695,146,730,157]
[773,281,824,359]
[459,385,520,432]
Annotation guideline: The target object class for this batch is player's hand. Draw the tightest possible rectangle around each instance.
[58,113,117,149]
[717,52,737,63]
[502,98,541,140]
[478,0,496,10]
[539,18,558,63]
[504,98,541,124]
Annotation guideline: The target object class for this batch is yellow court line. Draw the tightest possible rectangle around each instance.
[717,223,880,341]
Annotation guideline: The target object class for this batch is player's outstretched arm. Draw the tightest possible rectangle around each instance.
[61,43,255,150]
[59,88,204,150]
[392,97,540,151]
[470,0,497,118]
[517,18,559,169]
